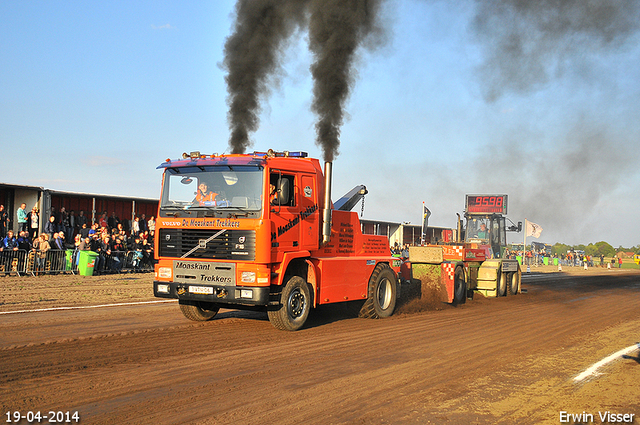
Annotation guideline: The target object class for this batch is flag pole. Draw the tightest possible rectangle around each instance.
[524,218,527,267]
[421,201,425,245]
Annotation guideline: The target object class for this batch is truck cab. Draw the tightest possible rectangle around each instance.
[463,195,517,259]
[465,214,507,258]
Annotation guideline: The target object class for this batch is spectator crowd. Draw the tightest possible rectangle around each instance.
[0,203,156,275]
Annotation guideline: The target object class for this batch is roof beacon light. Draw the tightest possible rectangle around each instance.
[247,150,309,158]
[190,151,201,159]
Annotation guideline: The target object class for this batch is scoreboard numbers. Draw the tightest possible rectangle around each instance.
[465,195,508,214]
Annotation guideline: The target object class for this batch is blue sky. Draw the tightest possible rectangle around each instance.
[2,0,639,248]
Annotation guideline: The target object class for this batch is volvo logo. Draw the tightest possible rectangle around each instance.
[239,236,246,243]
[165,234,171,241]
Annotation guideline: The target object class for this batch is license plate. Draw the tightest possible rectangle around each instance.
[189,285,214,295]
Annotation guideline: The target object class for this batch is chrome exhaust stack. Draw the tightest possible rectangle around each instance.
[322,162,333,245]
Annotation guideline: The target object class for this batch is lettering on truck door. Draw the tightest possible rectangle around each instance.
[270,172,298,252]
[299,174,318,250]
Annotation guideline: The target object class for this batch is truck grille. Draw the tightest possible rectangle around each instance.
[159,229,256,261]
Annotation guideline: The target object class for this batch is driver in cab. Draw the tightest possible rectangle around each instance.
[196,182,217,206]
[477,223,488,239]
[269,183,278,205]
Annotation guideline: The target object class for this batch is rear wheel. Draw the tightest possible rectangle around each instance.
[496,268,507,297]
[268,276,311,331]
[179,300,220,321]
[453,266,466,305]
[507,271,520,295]
[359,264,397,319]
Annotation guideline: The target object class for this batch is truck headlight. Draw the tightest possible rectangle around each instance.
[241,271,256,283]
[159,267,172,279]
[156,284,170,293]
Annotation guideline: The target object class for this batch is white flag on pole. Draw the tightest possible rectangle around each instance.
[525,220,543,238]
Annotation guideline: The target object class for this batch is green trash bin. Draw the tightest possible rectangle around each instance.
[553,258,558,266]
[543,257,549,265]
[516,255,522,265]
[65,249,74,271]
[78,251,99,276]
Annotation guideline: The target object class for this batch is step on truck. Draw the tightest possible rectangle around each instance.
[408,195,522,304]
[153,150,401,331]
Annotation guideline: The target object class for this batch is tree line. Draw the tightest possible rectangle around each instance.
[550,241,639,258]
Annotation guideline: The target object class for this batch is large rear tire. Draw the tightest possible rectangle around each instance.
[359,264,397,319]
[453,266,466,305]
[507,271,520,295]
[496,268,507,297]
[268,276,311,331]
[179,300,220,321]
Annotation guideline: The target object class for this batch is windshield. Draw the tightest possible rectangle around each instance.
[466,217,490,243]
[161,165,263,212]
[466,215,507,258]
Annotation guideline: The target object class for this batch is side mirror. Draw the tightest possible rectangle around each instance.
[517,221,522,232]
[277,178,290,205]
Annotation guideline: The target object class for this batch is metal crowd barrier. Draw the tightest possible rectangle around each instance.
[0,249,72,276]
[93,250,154,274]
[0,249,29,276]
[0,249,154,277]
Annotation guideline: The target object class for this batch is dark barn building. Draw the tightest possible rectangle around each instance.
[360,219,455,247]
[0,182,158,236]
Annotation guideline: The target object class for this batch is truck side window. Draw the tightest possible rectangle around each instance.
[270,173,295,207]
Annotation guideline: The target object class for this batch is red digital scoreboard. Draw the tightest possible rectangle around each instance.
[465,195,508,215]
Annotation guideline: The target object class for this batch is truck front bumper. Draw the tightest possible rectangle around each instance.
[154,281,270,306]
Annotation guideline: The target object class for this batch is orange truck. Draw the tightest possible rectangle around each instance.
[153,150,400,330]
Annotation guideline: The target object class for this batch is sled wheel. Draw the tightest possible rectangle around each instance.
[507,271,520,295]
[453,266,466,305]
[496,268,507,297]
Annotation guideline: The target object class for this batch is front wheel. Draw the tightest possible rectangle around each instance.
[179,300,220,321]
[453,266,466,305]
[268,276,311,331]
[359,264,397,319]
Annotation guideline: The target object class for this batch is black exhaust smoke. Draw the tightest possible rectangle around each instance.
[222,0,386,162]
[471,0,640,101]
[222,0,309,155]
[308,0,385,162]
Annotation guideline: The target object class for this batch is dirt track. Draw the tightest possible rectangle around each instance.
[1,268,640,424]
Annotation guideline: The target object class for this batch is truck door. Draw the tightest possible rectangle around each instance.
[269,171,299,253]
[269,172,320,253]
[491,217,507,258]
[298,174,319,250]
